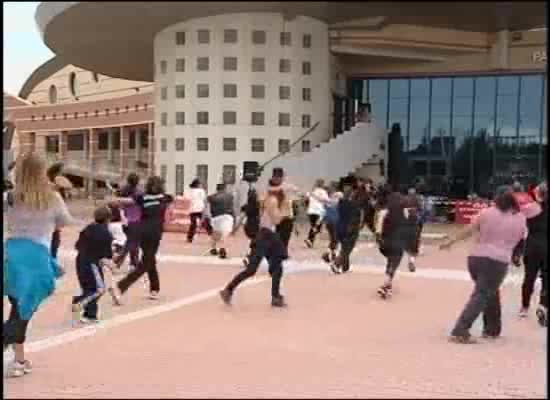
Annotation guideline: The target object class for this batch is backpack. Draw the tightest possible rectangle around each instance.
[243,187,260,239]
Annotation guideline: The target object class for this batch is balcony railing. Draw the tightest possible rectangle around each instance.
[45,153,148,180]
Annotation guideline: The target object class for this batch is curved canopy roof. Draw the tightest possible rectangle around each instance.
[36,2,546,82]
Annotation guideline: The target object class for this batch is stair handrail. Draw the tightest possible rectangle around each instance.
[258,121,320,174]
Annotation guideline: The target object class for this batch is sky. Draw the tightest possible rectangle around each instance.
[3,1,54,96]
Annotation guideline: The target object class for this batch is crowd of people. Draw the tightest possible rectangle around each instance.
[3,152,547,378]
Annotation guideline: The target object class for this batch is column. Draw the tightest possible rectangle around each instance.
[491,30,509,70]
[148,122,154,176]
[87,128,98,197]
[120,126,130,178]
[134,127,140,165]
[59,131,68,159]
[107,128,114,162]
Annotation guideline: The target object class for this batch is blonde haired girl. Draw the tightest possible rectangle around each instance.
[4,153,74,377]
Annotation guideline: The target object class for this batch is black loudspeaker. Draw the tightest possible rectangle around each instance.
[387,123,402,191]
[243,161,259,183]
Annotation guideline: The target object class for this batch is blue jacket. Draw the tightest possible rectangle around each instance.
[4,238,63,320]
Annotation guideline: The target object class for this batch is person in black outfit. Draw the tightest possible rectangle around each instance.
[47,162,66,259]
[329,176,363,274]
[520,182,547,326]
[375,192,408,299]
[71,206,114,323]
[110,176,173,302]
[220,181,288,307]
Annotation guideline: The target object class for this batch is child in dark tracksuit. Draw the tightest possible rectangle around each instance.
[71,206,114,324]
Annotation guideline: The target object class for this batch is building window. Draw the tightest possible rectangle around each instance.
[98,131,109,150]
[67,133,84,151]
[279,86,291,100]
[46,136,59,153]
[302,140,311,152]
[176,112,185,125]
[161,112,168,126]
[197,29,210,44]
[252,30,266,44]
[251,112,265,126]
[303,34,311,48]
[49,85,57,104]
[197,84,209,98]
[223,84,237,98]
[175,84,185,98]
[176,31,185,45]
[302,114,311,128]
[302,61,311,75]
[222,165,237,184]
[223,57,237,71]
[160,60,167,74]
[251,85,265,99]
[223,137,237,151]
[251,57,265,72]
[160,138,167,152]
[175,138,185,151]
[160,165,167,182]
[223,111,237,125]
[160,87,168,100]
[129,130,136,149]
[280,32,291,46]
[196,164,208,190]
[175,164,185,195]
[279,59,291,73]
[140,129,148,149]
[302,88,311,101]
[197,57,209,71]
[69,72,79,97]
[251,138,265,152]
[197,138,209,151]
[278,139,290,153]
[176,58,185,72]
[278,113,291,126]
[224,29,238,43]
[197,112,209,125]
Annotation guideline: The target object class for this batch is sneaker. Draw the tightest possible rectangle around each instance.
[377,285,392,299]
[304,239,313,249]
[330,262,341,275]
[148,291,160,300]
[219,288,232,305]
[219,248,227,259]
[79,316,100,324]
[108,285,123,306]
[536,305,547,327]
[481,332,500,339]
[271,295,287,308]
[519,308,528,318]
[71,303,82,323]
[7,361,27,378]
[210,248,219,256]
[408,261,416,273]
[448,335,478,344]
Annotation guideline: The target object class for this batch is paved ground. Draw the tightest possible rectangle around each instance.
[3,202,547,398]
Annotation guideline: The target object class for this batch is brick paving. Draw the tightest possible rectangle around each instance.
[3,201,546,398]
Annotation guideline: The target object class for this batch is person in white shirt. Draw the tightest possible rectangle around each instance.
[107,205,127,265]
[305,179,330,248]
[186,179,208,243]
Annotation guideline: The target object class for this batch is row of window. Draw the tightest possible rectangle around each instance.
[160,137,312,153]
[161,163,237,194]
[160,111,312,127]
[45,129,148,152]
[158,58,311,74]
[30,104,148,122]
[174,30,312,48]
[160,85,312,101]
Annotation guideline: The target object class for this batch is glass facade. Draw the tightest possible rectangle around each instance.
[351,73,547,197]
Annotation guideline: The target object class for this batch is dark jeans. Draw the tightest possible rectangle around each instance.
[406,222,423,256]
[522,244,547,309]
[326,222,338,251]
[225,228,287,298]
[118,230,161,294]
[307,214,323,244]
[117,222,140,268]
[335,228,360,272]
[50,229,61,259]
[276,217,294,250]
[72,260,106,319]
[451,256,507,338]
[3,297,30,346]
[187,212,209,241]
[385,251,404,280]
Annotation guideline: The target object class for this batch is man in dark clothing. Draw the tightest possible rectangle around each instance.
[72,206,114,323]
[207,184,234,259]
[330,176,363,274]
